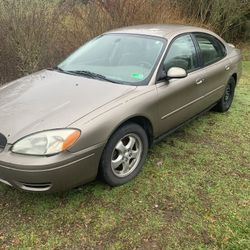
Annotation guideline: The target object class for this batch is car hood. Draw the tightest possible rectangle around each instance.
[0,70,136,144]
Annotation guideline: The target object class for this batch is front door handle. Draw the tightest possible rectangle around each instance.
[196,79,204,85]
[225,65,230,71]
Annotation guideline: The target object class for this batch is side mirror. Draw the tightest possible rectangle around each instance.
[167,67,187,79]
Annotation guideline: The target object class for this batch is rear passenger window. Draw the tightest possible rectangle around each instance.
[164,34,198,72]
[194,33,226,66]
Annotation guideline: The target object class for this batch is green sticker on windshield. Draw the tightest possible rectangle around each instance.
[131,73,144,80]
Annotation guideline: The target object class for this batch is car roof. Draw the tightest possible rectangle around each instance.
[106,24,219,40]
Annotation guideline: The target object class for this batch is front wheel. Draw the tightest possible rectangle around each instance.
[213,77,236,112]
[100,123,148,186]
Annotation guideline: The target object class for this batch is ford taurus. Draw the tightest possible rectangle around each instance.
[0,24,242,192]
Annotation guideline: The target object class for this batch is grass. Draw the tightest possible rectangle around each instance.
[239,43,250,61]
[0,61,249,250]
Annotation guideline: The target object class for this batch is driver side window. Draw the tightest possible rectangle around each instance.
[164,34,198,73]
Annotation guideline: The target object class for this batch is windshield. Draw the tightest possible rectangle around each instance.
[58,34,166,85]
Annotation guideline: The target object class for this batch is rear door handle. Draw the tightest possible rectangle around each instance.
[196,79,204,85]
[225,65,230,71]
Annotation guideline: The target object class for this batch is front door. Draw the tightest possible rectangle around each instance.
[156,34,207,135]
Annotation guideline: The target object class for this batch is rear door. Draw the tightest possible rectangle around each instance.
[192,33,231,107]
[156,34,207,135]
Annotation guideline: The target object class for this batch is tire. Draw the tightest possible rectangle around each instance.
[213,77,236,112]
[100,123,149,186]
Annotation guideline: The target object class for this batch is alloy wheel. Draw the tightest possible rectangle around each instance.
[111,133,143,178]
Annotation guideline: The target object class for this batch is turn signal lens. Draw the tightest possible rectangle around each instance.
[62,130,81,151]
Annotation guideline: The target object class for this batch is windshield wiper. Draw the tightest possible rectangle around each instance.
[50,66,73,75]
[52,66,65,72]
[67,70,120,84]
[50,68,122,84]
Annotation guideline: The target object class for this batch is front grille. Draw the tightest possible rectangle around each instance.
[0,133,7,151]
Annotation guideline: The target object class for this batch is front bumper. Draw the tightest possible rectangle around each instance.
[0,143,105,193]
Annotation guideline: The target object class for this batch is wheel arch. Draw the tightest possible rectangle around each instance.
[232,73,237,85]
[108,115,154,148]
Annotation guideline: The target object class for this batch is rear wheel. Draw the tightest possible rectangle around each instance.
[100,123,148,186]
[213,77,236,112]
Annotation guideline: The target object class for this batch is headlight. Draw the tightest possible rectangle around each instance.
[11,129,81,156]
